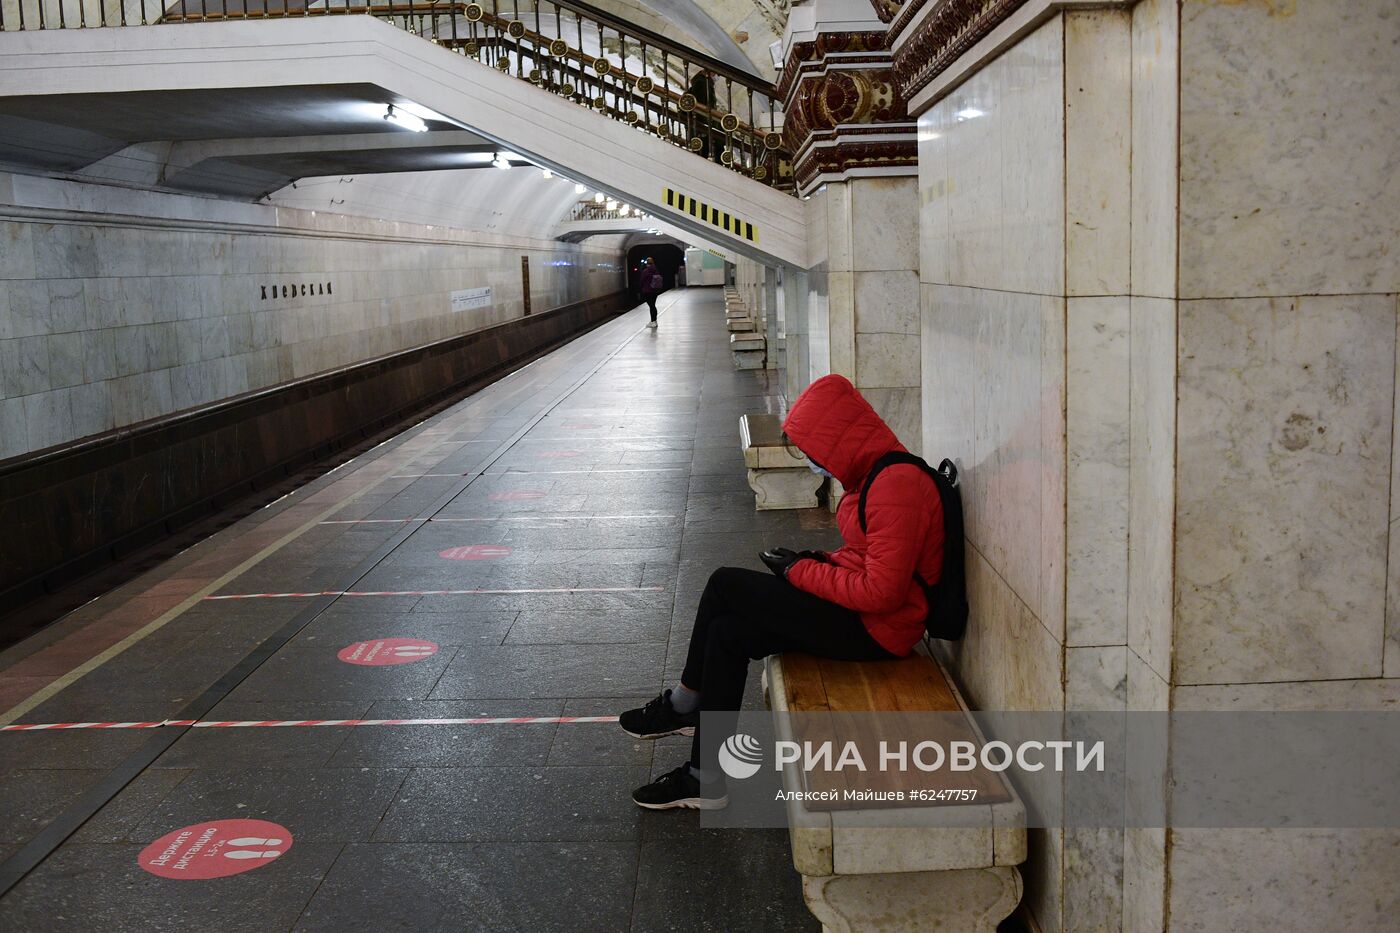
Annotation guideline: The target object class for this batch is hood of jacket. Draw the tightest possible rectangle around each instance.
[781,374,904,489]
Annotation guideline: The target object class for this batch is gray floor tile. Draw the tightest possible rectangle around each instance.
[632,831,818,932]
[294,842,636,932]
[131,767,408,843]
[373,766,648,843]
[326,699,563,768]
[0,842,344,932]
[429,644,665,700]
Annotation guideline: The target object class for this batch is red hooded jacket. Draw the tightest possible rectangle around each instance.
[782,374,943,657]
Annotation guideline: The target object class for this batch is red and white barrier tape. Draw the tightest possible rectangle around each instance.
[1,715,620,732]
[204,585,665,601]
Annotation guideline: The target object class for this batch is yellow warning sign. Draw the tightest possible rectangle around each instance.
[662,188,759,244]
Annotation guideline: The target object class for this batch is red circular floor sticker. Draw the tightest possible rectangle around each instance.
[338,638,440,666]
[139,819,293,879]
[489,491,546,501]
[438,544,512,561]
[539,450,581,459]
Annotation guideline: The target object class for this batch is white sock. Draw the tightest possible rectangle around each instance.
[669,684,700,714]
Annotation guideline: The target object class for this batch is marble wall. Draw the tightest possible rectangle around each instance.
[0,172,624,459]
[918,15,1072,930]
[798,176,922,450]
[917,1,1400,930]
[916,7,1178,929]
[1164,1,1400,928]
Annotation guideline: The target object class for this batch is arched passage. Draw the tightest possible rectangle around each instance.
[627,243,686,297]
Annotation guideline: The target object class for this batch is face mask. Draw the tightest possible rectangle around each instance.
[808,462,833,479]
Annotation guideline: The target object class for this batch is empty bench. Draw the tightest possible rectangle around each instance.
[731,333,766,370]
[725,292,756,333]
[765,650,1026,932]
[739,413,823,510]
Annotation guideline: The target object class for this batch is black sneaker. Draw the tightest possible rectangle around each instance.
[632,765,728,811]
[619,690,697,739]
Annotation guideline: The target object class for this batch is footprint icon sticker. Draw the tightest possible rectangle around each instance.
[338,638,440,666]
[139,820,293,879]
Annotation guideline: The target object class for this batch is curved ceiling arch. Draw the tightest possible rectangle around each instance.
[270,164,606,241]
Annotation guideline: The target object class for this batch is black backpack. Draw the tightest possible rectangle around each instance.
[857,452,968,641]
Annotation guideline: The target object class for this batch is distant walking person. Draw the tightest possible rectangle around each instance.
[640,257,665,328]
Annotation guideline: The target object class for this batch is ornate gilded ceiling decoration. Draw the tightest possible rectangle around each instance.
[749,0,793,36]
[778,29,917,191]
[869,0,903,24]
[889,0,1028,99]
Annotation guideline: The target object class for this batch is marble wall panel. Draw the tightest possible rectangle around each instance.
[1065,10,1132,298]
[921,283,1064,642]
[1178,0,1400,299]
[861,387,922,457]
[997,16,1066,298]
[917,117,951,286]
[1065,825,1123,933]
[1175,294,1394,684]
[1127,296,1176,682]
[1066,645,1127,711]
[827,270,855,378]
[0,396,25,460]
[1389,294,1400,680]
[1129,0,1179,300]
[0,222,36,281]
[1067,296,1130,647]
[854,333,919,389]
[940,544,1064,715]
[1167,828,1400,933]
[1173,677,1400,713]
[853,270,919,336]
[919,283,977,470]
[1040,290,1066,643]
[1122,651,1168,932]
[850,176,919,274]
[939,61,1003,291]
[0,206,623,458]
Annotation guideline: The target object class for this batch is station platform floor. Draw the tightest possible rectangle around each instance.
[0,288,837,931]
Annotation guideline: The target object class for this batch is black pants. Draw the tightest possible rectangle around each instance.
[645,293,658,321]
[682,567,894,771]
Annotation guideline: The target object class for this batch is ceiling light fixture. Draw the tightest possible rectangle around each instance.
[383,104,428,132]
[541,168,553,179]
[575,183,587,194]
[594,192,605,203]
[493,152,514,170]
[955,107,985,121]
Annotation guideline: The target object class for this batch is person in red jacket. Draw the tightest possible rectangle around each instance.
[622,373,944,809]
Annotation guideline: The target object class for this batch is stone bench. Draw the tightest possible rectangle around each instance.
[727,316,756,333]
[739,413,823,510]
[731,333,766,370]
[765,651,1026,932]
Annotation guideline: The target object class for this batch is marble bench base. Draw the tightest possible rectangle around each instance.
[731,334,765,370]
[803,867,1022,933]
[746,467,822,510]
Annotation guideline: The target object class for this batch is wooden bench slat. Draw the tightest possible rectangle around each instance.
[779,651,1013,809]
